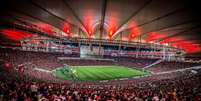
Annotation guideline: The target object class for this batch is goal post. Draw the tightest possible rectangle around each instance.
[63,64,76,80]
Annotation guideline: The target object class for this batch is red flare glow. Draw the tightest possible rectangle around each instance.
[37,23,53,34]
[63,23,72,37]
[160,37,183,44]
[128,21,140,41]
[171,40,201,53]
[109,29,113,36]
[108,28,116,40]
[86,20,93,38]
[107,16,118,40]
[182,45,201,53]
[146,32,166,42]
[0,29,32,41]
[129,28,140,40]
[83,10,96,38]
[160,37,201,53]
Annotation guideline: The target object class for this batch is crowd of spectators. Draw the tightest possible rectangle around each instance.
[0,48,158,69]
[147,61,200,73]
[1,48,201,101]
[0,48,64,69]
[0,69,201,101]
[115,57,158,68]
[60,59,115,66]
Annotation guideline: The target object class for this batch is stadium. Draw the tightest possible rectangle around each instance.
[0,0,201,100]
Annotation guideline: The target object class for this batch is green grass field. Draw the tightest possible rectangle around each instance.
[54,65,149,81]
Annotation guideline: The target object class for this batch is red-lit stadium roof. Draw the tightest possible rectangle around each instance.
[0,0,201,55]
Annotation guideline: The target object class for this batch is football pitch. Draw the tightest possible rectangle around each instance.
[53,65,150,81]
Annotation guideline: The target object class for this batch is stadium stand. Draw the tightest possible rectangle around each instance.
[147,61,201,73]
[1,0,201,100]
[0,65,201,100]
